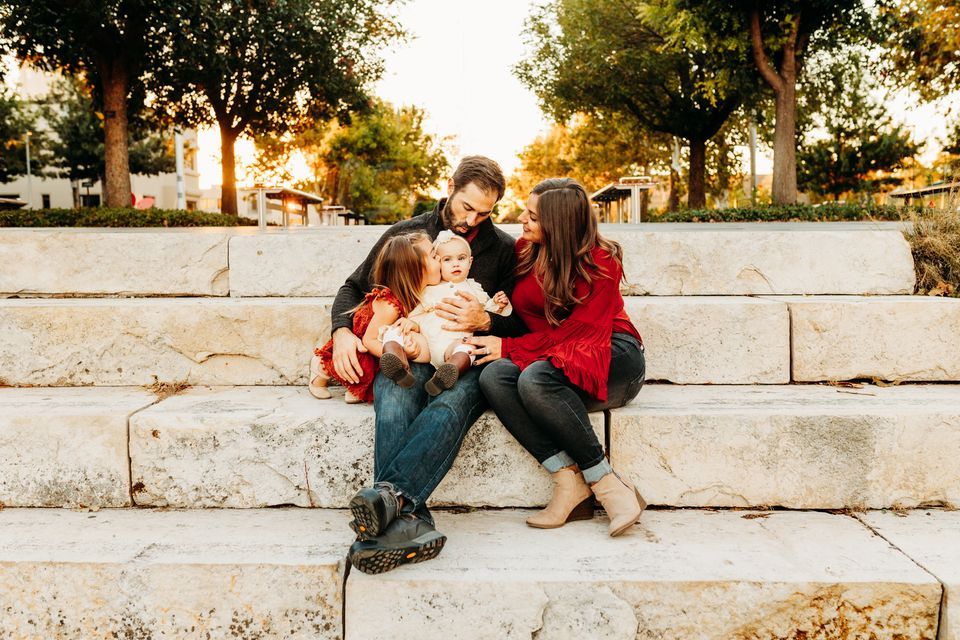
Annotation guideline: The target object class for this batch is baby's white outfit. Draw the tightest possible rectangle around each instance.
[409,279,512,368]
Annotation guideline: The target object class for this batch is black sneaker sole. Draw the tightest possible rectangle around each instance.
[380,352,415,388]
[349,490,387,540]
[349,531,447,575]
[425,363,459,396]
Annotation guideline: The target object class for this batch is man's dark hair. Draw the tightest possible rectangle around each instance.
[452,155,506,201]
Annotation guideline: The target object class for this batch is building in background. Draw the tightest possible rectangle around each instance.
[0,66,201,210]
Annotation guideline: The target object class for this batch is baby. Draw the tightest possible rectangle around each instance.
[380,230,511,396]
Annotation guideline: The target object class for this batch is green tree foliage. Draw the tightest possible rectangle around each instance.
[515,0,757,209]
[41,76,175,200]
[0,86,44,183]
[255,100,448,224]
[797,52,920,200]
[882,0,960,99]
[509,113,670,196]
[149,0,403,215]
[0,0,173,206]
[660,0,872,204]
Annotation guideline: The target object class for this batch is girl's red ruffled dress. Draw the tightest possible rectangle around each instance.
[315,287,404,403]
[502,240,642,403]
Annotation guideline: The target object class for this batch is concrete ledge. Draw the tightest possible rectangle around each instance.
[0,228,230,296]
[0,508,348,639]
[858,510,960,640]
[776,296,960,382]
[0,388,156,507]
[0,296,790,386]
[0,298,330,386]
[610,384,960,509]
[345,510,940,639]
[625,297,790,383]
[128,386,603,509]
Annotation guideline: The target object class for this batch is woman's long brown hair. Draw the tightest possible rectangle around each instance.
[352,232,430,315]
[516,178,624,326]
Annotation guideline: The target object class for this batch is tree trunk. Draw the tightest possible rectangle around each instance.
[219,124,239,215]
[771,80,798,204]
[98,58,132,208]
[668,168,680,212]
[687,139,707,209]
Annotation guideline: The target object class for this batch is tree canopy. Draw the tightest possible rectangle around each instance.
[0,86,44,183]
[882,0,960,99]
[515,0,756,208]
[149,0,403,214]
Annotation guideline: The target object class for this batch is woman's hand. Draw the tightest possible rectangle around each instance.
[436,291,491,332]
[465,335,502,366]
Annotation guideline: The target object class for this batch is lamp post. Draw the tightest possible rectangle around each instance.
[25,131,33,209]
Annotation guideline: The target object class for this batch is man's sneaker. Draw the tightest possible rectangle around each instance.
[348,513,447,575]
[348,482,401,540]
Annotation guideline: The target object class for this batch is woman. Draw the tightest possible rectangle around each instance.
[470,178,646,537]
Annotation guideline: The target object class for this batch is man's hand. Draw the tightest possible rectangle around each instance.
[436,291,492,332]
[464,335,502,366]
[332,327,368,385]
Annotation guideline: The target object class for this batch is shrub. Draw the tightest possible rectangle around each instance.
[653,203,907,223]
[905,202,960,297]
[0,207,260,227]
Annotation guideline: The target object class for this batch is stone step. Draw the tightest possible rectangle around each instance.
[0,387,157,508]
[0,508,942,639]
[1,224,915,298]
[6,385,959,511]
[610,384,960,510]
[0,296,789,386]
[0,508,349,639]
[858,509,960,640]
[772,295,960,382]
[127,385,603,509]
[344,509,941,640]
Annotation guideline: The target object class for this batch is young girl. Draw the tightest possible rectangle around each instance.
[379,230,511,396]
[309,232,438,403]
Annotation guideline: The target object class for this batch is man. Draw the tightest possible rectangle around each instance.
[330,156,526,574]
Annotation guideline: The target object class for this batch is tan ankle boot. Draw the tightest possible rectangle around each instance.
[591,472,646,537]
[526,467,595,529]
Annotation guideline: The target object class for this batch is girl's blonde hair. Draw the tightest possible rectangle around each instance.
[364,232,431,314]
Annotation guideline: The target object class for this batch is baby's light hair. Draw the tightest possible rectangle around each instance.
[433,230,472,256]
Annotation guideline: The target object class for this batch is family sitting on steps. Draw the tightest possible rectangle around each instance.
[309,156,647,575]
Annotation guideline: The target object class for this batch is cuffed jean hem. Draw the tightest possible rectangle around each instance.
[541,451,576,473]
[582,458,614,484]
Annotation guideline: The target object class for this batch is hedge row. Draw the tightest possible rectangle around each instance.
[0,208,259,227]
[654,202,908,223]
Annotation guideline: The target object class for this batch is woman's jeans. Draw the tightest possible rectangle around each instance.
[478,333,645,484]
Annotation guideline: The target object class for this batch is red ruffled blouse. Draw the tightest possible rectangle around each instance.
[502,240,642,402]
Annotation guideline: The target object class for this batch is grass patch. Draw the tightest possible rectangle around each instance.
[145,377,192,400]
[0,207,259,227]
[905,198,960,297]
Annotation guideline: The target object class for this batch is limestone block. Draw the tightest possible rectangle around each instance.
[229,228,385,296]
[0,298,330,386]
[0,508,349,639]
[0,229,230,296]
[0,388,155,507]
[605,226,915,295]
[859,510,960,640]
[345,510,940,639]
[129,386,604,508]
[624,297,790,383]
[609,384,960,509]
[778,296,960,381]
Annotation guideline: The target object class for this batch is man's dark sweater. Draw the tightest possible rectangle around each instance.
[331,199,527,338]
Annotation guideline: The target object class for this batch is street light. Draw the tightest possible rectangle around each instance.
[25,131,33,209]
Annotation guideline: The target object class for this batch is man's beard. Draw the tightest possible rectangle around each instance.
[441,194,468,235]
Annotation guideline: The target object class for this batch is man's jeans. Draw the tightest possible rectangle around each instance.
[372,363,486,521]
[478,333,645,484]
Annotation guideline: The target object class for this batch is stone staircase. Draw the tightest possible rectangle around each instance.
[1,222,959,639]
